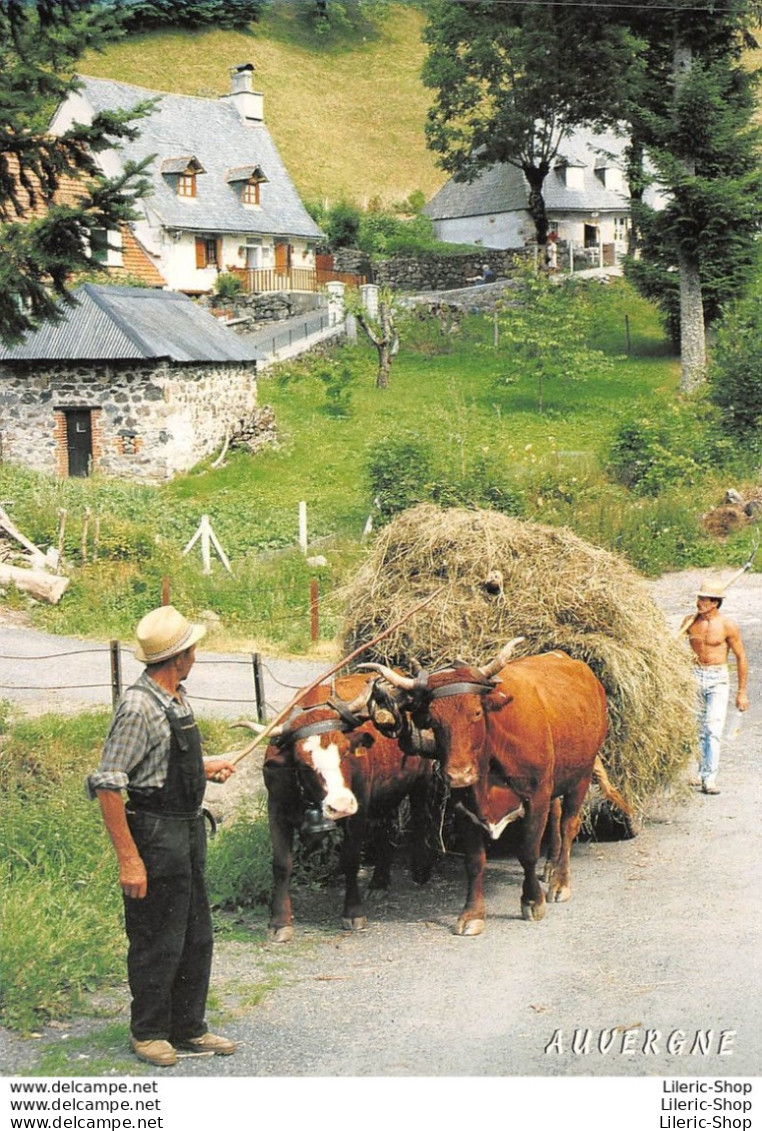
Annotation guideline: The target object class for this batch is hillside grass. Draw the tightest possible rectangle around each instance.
[79,1,444,207]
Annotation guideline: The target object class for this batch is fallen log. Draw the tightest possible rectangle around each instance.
[0,504,48,570]
[0,564,70,604]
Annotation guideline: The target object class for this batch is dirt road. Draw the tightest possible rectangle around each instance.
[1,570,761,1080]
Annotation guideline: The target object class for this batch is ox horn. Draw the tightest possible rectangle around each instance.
[230,719,268,734]
[342,684,374,717]
[478,636,526,679]
[356,662,417,691]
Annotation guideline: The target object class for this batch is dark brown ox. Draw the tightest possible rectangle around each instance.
[364,643,628,936]
[257,673,437,942]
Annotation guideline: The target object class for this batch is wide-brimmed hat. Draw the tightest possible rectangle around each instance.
[696,580,725,600]
[135,605,206,664]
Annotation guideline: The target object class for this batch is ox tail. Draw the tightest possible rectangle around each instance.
[592,756,640,837]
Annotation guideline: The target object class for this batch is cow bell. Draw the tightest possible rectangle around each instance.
[300,805,336,844]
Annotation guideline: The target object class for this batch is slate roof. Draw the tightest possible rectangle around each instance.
[0,284,263,363]
[70,75,323,241]
[424,128,650,221]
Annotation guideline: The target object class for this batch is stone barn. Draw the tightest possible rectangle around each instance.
[0,284,263,482]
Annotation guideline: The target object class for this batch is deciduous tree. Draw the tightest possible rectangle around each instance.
[421,0,637,248]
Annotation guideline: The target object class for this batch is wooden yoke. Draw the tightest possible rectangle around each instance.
[226,587,445,767]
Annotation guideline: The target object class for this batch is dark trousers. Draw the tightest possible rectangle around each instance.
[123,813,213,1042]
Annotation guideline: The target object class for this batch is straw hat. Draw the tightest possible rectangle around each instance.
[696,580,725,600]
[135,605,206,664]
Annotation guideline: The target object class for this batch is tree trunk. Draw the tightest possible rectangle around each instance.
[0,564,70,604]
[356,301,398,389]
[673,38,706,392]
[678,246,706,392]
[523,163,550,248]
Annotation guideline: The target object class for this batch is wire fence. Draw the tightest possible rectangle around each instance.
[0,640,324,720]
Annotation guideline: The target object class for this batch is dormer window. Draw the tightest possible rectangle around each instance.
[161,156,206,199]
[242,180,260,206]
[556,160,585,192]
[226,164,268,207]
[178,172,196,198]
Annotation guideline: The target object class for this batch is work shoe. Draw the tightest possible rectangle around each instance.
[701,783,721,795]
[175,1032,236,1056]
[131,1038,177,1067]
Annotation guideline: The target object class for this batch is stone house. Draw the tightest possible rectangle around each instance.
[49,64,324,295]
[424,127,667,263]
[0,284,262,482]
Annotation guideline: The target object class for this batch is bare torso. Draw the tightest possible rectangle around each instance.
[688,610,735,665]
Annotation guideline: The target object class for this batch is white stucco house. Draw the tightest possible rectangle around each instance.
[423,128,666,263]
[49,64,324,295]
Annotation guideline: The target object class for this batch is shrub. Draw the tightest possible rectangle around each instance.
[607,400,728,497]
[365,431,434,522]
[213,272,243,299]
[709,291,762,456]
[324,199,362,248]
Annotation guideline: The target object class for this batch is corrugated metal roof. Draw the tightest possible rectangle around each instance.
[0,284,263,363]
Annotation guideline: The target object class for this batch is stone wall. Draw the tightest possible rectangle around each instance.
[204,290,325,332]
[373,248,527,292]
[0,358,258,483]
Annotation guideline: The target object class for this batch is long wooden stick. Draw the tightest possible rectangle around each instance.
[226,587,444,766]
[677,538,759,638]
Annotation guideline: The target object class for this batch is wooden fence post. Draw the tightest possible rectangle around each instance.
[110,640,122,711]
[252,652,267,724]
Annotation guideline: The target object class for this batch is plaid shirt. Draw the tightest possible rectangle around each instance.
[86,670,195,799]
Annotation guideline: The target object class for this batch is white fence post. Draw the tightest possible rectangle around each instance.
[326,281,346,327]
[299,501,308,553]
[360,283,379,320]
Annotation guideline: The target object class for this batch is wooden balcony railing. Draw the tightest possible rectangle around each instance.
[231,266,368,294]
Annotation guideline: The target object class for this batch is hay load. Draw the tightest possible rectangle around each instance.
[341,504,697,816]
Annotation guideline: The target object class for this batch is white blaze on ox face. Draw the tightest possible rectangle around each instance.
[301,735,358,819]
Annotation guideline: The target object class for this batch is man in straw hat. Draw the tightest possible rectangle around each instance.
[679,581,749,795]
[87,606,238,1067]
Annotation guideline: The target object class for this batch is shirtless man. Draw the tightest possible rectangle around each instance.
[679,582,749,794]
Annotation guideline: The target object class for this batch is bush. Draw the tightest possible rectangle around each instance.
[709,291,762,456]
[607,400,728,497]
[365,431,434,521]
[213,272,243,299]
[324,199,362,248]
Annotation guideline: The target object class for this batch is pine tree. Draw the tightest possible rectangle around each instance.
[0,0,152,343]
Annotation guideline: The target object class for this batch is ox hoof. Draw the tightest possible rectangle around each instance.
[341,916,368,932]
[454,917,485,937]
[268,925,294,944]
[521,899,546,922]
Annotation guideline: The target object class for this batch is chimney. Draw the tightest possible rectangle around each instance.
[224,63,263,123]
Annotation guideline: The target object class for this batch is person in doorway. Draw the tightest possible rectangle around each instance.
[678,582,749,794]
[87,605,238,1067]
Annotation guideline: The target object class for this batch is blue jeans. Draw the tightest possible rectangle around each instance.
[695,664,729,787]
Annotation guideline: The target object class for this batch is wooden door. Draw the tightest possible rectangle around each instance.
[65,410,92,477]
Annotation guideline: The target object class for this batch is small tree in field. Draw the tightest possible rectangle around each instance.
[496,274,610,412]
[349,287,400,389]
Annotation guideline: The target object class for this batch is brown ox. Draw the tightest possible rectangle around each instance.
[258,673,437,942]
[364,643,629,936]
